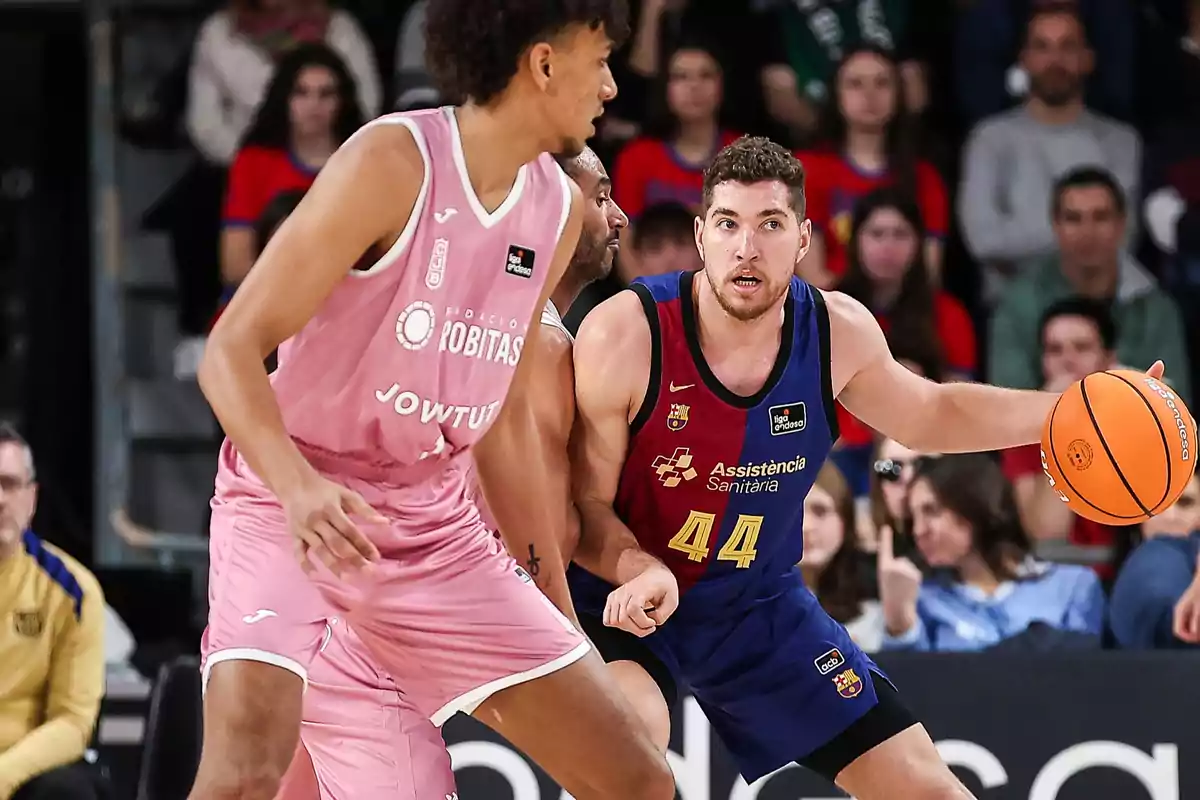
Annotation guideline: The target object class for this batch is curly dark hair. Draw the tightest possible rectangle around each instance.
[241,43,364,150]
[425,0,630,105]
[701,135,806,217]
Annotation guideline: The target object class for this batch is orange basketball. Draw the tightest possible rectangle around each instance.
[1040,370,1198,525]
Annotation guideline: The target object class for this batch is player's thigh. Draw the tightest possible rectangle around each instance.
[608,660,672,752]
[194,660,305,794]
[834,724,975,800]
[474,651,674,800]
[299,629,456,800]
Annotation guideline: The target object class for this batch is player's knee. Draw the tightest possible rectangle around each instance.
[605,747,675,800]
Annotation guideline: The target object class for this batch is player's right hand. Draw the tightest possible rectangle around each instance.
[604,563,679,638]
[877,525,922,634]
[1173,554,1200,643]
[281,471,385,577]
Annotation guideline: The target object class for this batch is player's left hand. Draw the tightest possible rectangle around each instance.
[604,563,679,638]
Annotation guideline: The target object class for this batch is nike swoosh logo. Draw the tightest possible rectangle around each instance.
[669,382,694,392]
[434,208,457,223]
[242,609,278,624]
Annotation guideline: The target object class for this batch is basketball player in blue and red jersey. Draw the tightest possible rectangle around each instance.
[568,135,1165,798]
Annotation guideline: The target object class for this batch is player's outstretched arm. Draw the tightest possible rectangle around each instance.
[199,123,422,570]
[474,185,583,625]
[824,290,1163,453]
[570,291,661,586]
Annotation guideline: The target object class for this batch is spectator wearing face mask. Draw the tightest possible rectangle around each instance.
[1110,472,1200,649]
[800,463,884,653]
[880,453,1105,652]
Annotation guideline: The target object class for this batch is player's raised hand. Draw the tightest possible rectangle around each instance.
[876,525,923,636]
[1172,554,1200,643]
[281,471,385,577]
[604,563,679,638]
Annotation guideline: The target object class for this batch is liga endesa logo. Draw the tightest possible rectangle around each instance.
[444,700,1181,800]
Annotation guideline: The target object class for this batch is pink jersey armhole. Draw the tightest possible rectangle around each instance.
[552,159,572,244]
[349,116,432,279]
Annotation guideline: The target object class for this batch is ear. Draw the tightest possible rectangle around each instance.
[527,42,554,91]
[693,215,704,261]
[796,217,812,268]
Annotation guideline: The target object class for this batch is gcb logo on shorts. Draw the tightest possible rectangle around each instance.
[813,647,845,676]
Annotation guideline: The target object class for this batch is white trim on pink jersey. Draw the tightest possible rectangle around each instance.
[552,160,572,243]
[428,639,591,726]
[349,116,433,279]
[443,106,528,229]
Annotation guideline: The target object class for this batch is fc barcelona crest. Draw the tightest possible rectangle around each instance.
[833,668,863,699]
[666,403,690,432]
[13,610,44,637]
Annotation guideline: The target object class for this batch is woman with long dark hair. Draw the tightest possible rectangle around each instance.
[220,43,364,288]
[832,188,977,475]
[797,46,947,288]
[879,454,1105,652]
[801,462,883,652]
[613,39,737,274]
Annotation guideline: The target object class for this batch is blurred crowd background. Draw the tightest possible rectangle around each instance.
[2,0,1200,797]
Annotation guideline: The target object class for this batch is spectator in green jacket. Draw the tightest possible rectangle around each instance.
[988,166,1191,402]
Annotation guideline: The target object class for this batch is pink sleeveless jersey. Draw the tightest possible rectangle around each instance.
[225,107,572,493]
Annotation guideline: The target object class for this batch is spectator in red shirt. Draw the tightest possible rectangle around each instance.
[1003,297,1121,554]
[221,43,364,288]
[613,40,738,274]
[796,46,947,288]
[832,188,977,481]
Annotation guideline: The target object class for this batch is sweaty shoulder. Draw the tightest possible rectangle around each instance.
[574,289,652,421]
[819,289,889,395]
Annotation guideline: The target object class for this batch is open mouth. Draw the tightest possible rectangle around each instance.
[732,274,762,288]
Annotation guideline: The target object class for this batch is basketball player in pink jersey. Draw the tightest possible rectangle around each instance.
[272,146,631,800]
[190,1,675,798]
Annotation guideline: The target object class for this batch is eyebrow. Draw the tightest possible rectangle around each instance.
[710,207,787,219]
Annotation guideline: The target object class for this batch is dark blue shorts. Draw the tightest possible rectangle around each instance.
[570,567,911,781]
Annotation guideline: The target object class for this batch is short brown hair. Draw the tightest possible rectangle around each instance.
[701,135,806,218]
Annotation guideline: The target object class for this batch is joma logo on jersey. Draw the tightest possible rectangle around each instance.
[375,384,501,430]
[438,307,525,367]
[768,401,807,435]
[652,448,698,488]
[666,403,689,431]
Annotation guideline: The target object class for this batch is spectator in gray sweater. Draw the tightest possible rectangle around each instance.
[957,3,1140,302]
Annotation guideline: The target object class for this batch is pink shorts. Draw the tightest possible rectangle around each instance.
[272,624,456,800]
[202,450,589,725]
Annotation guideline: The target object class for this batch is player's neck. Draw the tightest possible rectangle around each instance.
[454,103,551,194]
[1024,95,1085,126]
[843,130,887,173]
